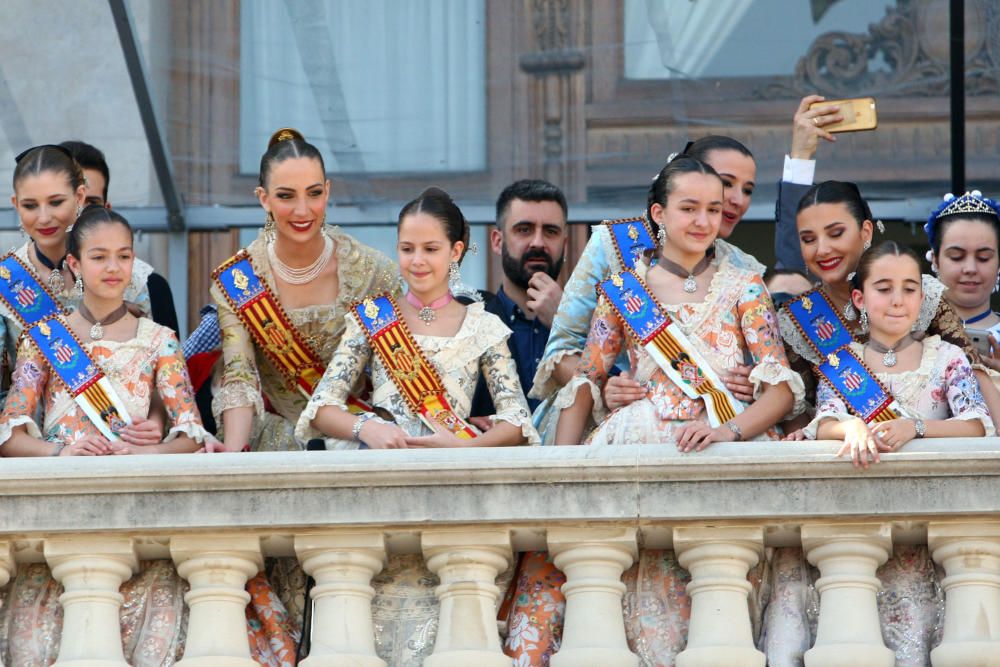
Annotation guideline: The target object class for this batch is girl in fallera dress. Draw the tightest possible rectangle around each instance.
[0,208,214,665]
[805,241,990,464]
[297,186,537,666]
[505,156,802,667]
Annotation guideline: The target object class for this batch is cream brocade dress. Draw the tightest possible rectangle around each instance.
[210,228,399,452]
[295,302,538,667]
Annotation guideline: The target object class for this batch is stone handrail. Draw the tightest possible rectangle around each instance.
[1,440,999,666]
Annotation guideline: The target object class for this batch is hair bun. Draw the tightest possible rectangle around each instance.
[267,127,305,150]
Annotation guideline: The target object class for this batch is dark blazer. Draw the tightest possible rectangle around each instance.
[773,180,813,272]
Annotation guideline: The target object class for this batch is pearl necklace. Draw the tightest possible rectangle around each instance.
[267,234,334,285]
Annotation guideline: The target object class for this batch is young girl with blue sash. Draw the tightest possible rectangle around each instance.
[0,207,222,664]
[530,136,766,446]
[804,241,991,465]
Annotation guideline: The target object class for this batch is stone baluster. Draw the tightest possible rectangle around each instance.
[548,527,639,667]
[674,526,765,667]
[422,529,512,667]
[0,541,13,667]
[928,522,1000,667]
[45,537,137,666]
[802,523,894,667]
[172,535,262,666]
[295,532,387,667]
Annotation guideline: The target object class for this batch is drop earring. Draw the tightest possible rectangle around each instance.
[859,307,869,333]
[657,223,667,248]
[863,239,871,251]
[73,275,83,296]
[263,211,276,242]
[994,273,1000,294]
[448,261,461,290]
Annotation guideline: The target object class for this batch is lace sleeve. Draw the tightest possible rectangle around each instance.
[209,281,264,421]
[480,337,540,445]
[940,343,995,435]
[0,337,47,446]
[294,314,372,444]
[530,227,610,401]
[926,294,985,367]
[153,327,210,444]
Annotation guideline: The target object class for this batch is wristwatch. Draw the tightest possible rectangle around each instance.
[912,418,926,438]
[723,420,744,442]
[352,413,376,441]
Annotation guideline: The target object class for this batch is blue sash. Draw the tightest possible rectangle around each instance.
[783,288,854,359]
[26,316,133,440]
[0,253,62,327]
[815,346,900,424]
[598,270,742,427]
[604,218,656,272]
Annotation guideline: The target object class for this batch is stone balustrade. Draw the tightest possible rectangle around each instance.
[1,440,1000,665]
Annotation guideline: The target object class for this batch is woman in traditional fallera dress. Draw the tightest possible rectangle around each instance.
[205,128,399,657]
[767,185,1000,666]
[297,186,538,666]
[3,145,166,447]
[0,208,217,665]
[210,128,399,455]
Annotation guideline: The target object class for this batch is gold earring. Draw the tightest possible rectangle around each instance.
[264,211,276,241]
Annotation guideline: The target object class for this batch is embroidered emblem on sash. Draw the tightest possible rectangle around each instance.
[352,293,477,439]
[598,270,743,427]
[815,346,900,424]
[0,253,62,328]
[604,217,656,272]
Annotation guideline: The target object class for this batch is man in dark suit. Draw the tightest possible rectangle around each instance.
[470,179,568,421]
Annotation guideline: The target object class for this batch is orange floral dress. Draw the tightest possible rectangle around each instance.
[0,318,297,666]
[569,257,804,444]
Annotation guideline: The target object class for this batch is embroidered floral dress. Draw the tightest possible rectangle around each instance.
[778,275,989,414]
[803,336,993,438]
[530,225,764,445]
[0,319,203,667]
[571,259,803,445]
[0,241,154,386]
[211,228,398,452]
[296,301,537,666]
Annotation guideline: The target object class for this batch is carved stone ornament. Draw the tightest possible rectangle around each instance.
[755,0,1000,99]
[519,0,585,75]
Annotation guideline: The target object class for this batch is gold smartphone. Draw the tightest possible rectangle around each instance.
[809,97,878,133]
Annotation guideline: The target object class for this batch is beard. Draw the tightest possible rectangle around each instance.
[502,245,564,290]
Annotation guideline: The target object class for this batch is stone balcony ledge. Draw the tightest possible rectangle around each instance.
[1,439,998,544]
[3,440,1000,665]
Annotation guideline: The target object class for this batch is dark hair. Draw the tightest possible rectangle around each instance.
[258,128,325,188]
[646,155,723,221]
[398,187,470,263]
[685,135,754,163]
[796,180,873,226]
[60,141,110,200]
[67,204,133,261]
[495,179,567,229]
[12,145,85,193]
[851,241,921,291]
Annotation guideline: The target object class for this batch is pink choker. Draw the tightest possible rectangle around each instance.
[405,290,453,325]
